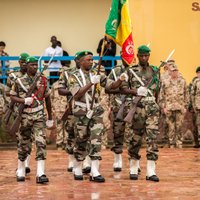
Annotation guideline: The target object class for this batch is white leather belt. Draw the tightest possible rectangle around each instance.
[74,101,87,108]
[24,105,43,114]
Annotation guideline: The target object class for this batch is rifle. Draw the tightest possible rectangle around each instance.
[124,49,175,123]
[10,55,54,135]
[115,95,126,120]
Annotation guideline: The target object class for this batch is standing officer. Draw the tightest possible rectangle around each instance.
[159,64,189,148]
[68,51,108,182]
[190,66,200,147]
[10,56,53,183]
[5,53,32,174]
[120,45,160,182]
[105,55,130,172]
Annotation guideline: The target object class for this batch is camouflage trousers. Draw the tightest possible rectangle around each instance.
[55,115,67,147]
[165,110,184,146]
[64,114,75,155]
[111,107,126,154]
[194,110,200,143]
[127,100,159,161]
[18,112,46,161]
[73,111,104,161]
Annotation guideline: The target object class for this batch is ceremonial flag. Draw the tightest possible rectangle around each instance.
[105,0,134,64]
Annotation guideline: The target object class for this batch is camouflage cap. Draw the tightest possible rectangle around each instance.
[19,53,30,61]
[26,56,38,63]
[138,45,151,54]
[196,66,200,73]
[75,51,93,60]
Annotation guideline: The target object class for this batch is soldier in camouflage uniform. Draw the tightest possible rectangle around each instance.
[51,79,68,150]
[58,64,77,172]
[10,56,53,183]
[160,60,174,145]
[68,51,110,182]
[190,66,200,148]
[159,64,189,148]
[5,53,33,174]
[120,45,160,182]
[105,56,131,172]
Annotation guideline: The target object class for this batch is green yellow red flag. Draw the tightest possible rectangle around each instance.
[105,0,134,64]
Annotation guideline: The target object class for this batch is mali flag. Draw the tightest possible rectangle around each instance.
[105,0,134,65]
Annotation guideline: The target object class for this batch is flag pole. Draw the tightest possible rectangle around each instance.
[90,36,106,110]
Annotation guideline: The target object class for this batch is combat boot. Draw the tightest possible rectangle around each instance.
[113,153,122,172]
[16,159,25,182]
[129,159,139,180]
[73,160,83,180]
[36,160,49,184]
[82,156,91,173]
[90,160,105,182]
[25,154,31,175]
[146,160,159,182]
[67,154,74,172]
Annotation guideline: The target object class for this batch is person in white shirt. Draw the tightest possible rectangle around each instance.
[44,36,63,86]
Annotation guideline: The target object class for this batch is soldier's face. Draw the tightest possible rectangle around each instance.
[27,62,38,75]
[137,53,150,66]
[170,70,178,78]
[197,71,200,78]
[19,60,27,72]
[80,55,93,71]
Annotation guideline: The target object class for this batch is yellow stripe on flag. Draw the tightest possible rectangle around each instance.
[116,2,132,46]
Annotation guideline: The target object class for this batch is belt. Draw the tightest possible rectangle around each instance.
[24,105,43,114]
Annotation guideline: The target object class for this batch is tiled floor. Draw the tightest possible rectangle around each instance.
[0,148,200,200]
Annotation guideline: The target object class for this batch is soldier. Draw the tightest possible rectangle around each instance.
[5,53,32,174]
[51,78,68,150]
[105,55,130,172]
[190,66,200,148]
[68,50,110,182]
[159,64,189,148]
[120,45,160,182]
[10,56,53,183]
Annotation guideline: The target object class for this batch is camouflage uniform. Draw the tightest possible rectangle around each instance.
[58,66,76,154]
[51,80,68,148]
[121,64,160,161]
[191,77,200,145]
[159,76,189,147]
[69,69,107,161]
[106,65,127,154]
[10,73,51,161]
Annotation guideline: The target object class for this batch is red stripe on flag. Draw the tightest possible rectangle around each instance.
[121,33,134,64]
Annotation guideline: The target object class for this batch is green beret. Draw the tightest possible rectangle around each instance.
[26,56,38,63]
[196,66,200,73]
[19,53,30,61]
[75,51,93,60]
[138,45,151,54]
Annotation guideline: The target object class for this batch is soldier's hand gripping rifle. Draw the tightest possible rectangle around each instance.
[124,49,175,123]
[9,55,54,135]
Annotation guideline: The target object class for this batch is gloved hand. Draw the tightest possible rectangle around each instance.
[24,97,33,105]
[119,73,128,81]
[91,75,101,84]
[137,86,148,96]
[46,120,54,128]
